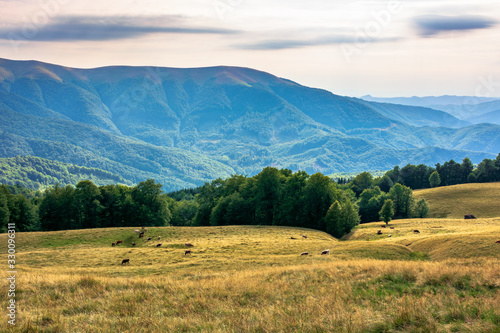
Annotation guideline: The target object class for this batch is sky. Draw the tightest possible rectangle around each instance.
[0,0,499,98]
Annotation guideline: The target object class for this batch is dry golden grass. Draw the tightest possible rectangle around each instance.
[414,182,500,218]
[1,209,499,331]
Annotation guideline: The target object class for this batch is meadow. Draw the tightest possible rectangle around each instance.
[1,184,500,332]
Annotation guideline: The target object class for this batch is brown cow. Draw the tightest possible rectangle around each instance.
[121,259,130,265]
[158,236,161,240]
[185,243,194,247]
[147,237,152,242]
[464,214,476,219]
[390,227,394,229]
[139,232,144,238]
[116,240,123,245]
[291,237,297,240]
[156,243,162,247]
[321,249,330,255]
[377,230,382,235]
[132,242,136,246]
[112,242,116,247]
[141,227,148,231]
[302,235,308,239]
[301,252,309,256]
[185,250,192,255]
[413,230,420,233]
[381,225,386,228]
[495,240,500,244]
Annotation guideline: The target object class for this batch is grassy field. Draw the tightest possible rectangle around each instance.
[1,215,499,332]
[414,182,500,219]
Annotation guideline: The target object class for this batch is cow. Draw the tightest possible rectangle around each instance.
[116,240,123,245]
[388,234,392,237]
[464,214,476,219]
[185,243,194,247]
[390,227,394,229]
[156,243,162,247]
[147,237,152,242]
[406,243,412,247]
[301,252,309,256]
[112,242,116,247]
[121,259,130,265]
[158,236,161,240]
[132,242,136,246]
[381,225,386,228]
[413,230,420,233]
[134,230,141,233]
[291,237,297,240]
[377,230,382,235]
[495,240,500,244]
[185,250,192,255]
[139,232,144,238]
[141,227,148,231]
[321,250,330,255]
[302,235,308,239]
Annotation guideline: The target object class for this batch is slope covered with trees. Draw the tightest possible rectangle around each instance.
[1,58,498,191]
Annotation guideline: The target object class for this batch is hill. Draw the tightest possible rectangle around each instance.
[1,58,499,190]
[414,182,500,218]
[2,220,499,332]
[0,155,133,189]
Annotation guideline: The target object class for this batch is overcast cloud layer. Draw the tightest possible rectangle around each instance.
[0,0,499,97]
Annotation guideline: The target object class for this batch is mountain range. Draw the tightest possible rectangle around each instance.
[0,58,499,191]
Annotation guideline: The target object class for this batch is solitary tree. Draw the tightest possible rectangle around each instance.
[379,199,394,225]
[429,171,441,188]
[413,198,429,218]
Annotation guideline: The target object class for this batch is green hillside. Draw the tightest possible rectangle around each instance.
[0,155,133,189]
[1,58,499,191]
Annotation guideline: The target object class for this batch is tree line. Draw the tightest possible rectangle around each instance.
[1,153,500,236]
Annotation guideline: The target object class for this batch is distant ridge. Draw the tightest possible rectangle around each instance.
[0,58,498,191]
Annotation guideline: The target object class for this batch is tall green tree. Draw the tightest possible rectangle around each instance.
[379,199,394,224]
[254,167,283,225]
[132,179,171,226]
[429,171,441,188]
[388,183,414,218]
[303,173,338,230]
[74,180,102,229]
[413,198,429,218]
[275,171,307,227]
[349,172,374,196]
[39,184,75,231]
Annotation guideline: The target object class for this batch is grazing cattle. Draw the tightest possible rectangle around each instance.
[464,214,476,219]
[381,225,386,228]
[301,252,309,256]
[321,250,330,255]
[147,237,152,242]
[116,240,123,245]
[390,227,394,229]
[413,230,420,233]
[291,237,297,240]
[141,227,148,231]
[139,232,144,238]
[388,234,392,237]
[406,243,412,247]
[156,243,162,247]
[185,243,194,247]
[158,236,161,240]
[377,230,382,235]
[134,229,141,233]
[121,259,130,265]
[132,242,136,246]
[495,240,500,244]
[302,235,308,239]
[185,250,192,255]
[112,242,116,247]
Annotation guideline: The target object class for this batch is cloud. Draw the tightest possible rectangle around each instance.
[414,15,497,37]
[236,35,402,50]
[0,15,239,42]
